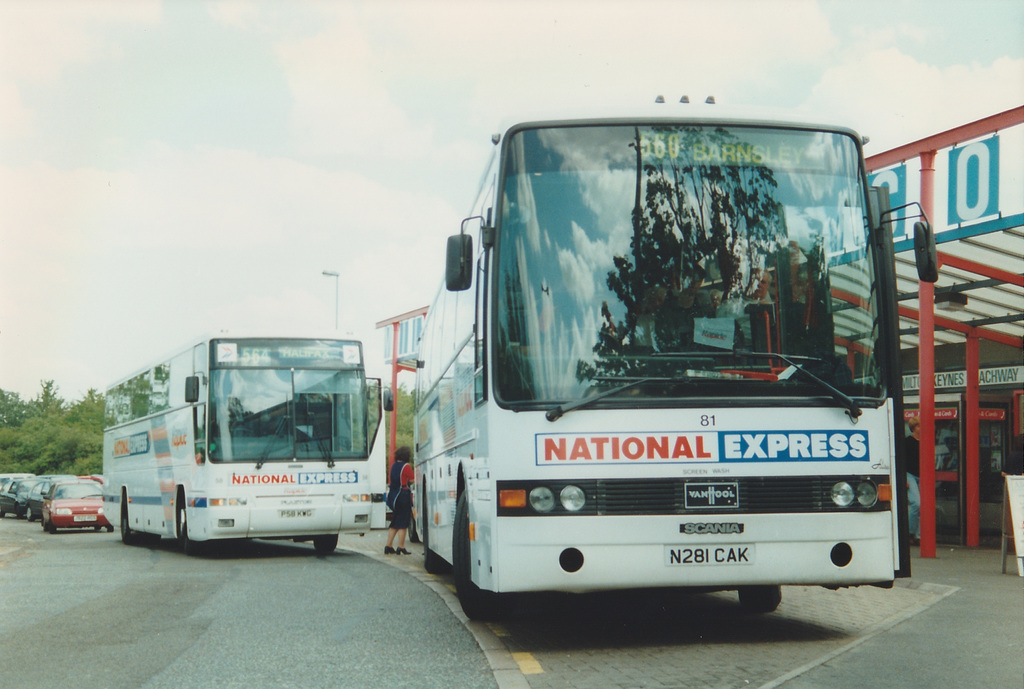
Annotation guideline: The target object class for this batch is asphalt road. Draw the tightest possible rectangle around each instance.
[3,516,1020,689]
[0,519,495,689]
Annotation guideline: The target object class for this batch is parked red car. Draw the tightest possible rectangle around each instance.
[41,481,112,533]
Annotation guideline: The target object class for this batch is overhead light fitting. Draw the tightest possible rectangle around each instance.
[935,291,968,312]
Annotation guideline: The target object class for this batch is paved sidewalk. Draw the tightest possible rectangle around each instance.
[339,530,1024,689]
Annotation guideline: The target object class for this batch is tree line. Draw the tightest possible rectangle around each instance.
[0,381,105,476]
[0,381,417,477]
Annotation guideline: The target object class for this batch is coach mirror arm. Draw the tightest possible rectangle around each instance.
[879,201,937,283]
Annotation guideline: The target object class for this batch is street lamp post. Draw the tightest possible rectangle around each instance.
[322,270,339,329]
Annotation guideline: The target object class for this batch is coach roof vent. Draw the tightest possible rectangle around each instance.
[654,95,665,103]
[680,95,690,103]
[705,96,716,104]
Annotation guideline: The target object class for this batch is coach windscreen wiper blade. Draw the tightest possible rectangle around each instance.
[255,413,291,470]
[734,350,862,421]
[545,375,681,422]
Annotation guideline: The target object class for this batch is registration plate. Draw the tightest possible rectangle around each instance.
[73,514,97,522]
[279,509,313,518]
[665,545,754,566]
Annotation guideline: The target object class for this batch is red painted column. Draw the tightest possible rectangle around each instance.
[965,332,980,545]
[918,150,937,558]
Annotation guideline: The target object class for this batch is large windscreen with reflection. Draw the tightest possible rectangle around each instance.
[207,339,369,463]
[494,124,882,406]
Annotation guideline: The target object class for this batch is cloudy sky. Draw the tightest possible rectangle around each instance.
[1,0,1022,401]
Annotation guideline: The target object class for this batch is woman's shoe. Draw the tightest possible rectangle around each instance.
[384,546,396,554]
[396,548,411,555]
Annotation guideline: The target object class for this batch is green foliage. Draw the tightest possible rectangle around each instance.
[0,381,104,475]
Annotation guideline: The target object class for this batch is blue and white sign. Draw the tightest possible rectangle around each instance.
[870,165,907,239]
[948,136,999,225]
[382,313,425,366]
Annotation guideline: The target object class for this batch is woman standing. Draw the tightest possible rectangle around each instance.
[384,446,414,555]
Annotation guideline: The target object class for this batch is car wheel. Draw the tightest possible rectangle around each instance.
[24,506,32,521]
[46,520,56,534]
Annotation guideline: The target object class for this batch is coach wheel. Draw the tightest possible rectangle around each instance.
[738,585,782,614]
[177,500,202,556]
[312,534,338,554]
[422,489,450,575]
[120,497,140,545]
[408,512,421,544]
[453,491,512,620]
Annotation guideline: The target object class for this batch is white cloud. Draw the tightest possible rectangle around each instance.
[0,1,160,146]
[805,50,1024,151]
[1,0,1021,402]
[0,143,457,398]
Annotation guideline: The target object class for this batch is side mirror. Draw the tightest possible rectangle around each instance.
[913,221,938,283]
[382,387,394,413]
[445,233,473,291]
[185,376,200,404]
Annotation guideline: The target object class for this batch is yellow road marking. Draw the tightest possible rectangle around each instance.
[512,652,543,675]
[486,622,509,637]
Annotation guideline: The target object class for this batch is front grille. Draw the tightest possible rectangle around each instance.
[496,476,887,516]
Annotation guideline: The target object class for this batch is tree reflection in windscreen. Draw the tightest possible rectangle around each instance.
[495,124,877,404]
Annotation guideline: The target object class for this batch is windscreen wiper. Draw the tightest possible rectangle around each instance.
[255,413,290,470]
[545,375,681,422]
[303,401,335,468]
[733,350,862,421]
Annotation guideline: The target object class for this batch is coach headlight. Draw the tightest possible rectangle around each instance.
[560,485,586,512]
[856,481,878,507]
[529,487,555,513]
[831,482,855,508]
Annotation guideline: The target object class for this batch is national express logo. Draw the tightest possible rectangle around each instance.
[536,431,868,464]
[112,431,150,458]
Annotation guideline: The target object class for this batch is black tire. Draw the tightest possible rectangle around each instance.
[738,585,782,614]
[46,519,56,534]
[421,487,451,575]
[120,496,140,546]
[313,534,339,555]
[408,512,421,544]
[24,506,33,522]
[453,492,511,620]
[177,501,203,556]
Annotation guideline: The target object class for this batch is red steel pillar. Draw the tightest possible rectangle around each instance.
[918,150,937,558]
[965,331,980,545]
